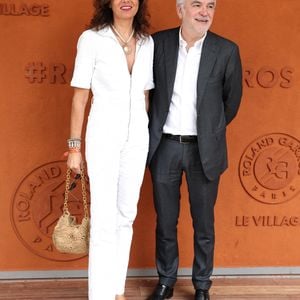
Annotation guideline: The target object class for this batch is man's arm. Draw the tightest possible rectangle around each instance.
[223,44,243,125]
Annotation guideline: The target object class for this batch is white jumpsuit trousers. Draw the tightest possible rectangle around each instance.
[86,99,149,299]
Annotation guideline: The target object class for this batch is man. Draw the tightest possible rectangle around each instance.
[147,0,242,299]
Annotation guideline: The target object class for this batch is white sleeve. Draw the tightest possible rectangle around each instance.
[144,36,154,91]
[70,30,96,89]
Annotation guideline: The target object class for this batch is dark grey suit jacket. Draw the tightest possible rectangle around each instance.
[148,27,243,181]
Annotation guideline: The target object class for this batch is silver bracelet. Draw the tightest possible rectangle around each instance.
[67,138,81,149]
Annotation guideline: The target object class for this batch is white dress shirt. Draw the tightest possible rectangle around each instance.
[163,30,206,135]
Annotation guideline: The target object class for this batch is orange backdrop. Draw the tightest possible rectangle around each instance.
[1,0,300,274]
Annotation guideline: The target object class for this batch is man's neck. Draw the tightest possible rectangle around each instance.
[181,27,206,49]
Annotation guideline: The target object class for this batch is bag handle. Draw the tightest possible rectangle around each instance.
[63,166,89,219]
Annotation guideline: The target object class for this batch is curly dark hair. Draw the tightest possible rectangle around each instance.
[88,0,150,37]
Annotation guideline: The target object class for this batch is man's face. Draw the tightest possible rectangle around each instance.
[177,0,216,38]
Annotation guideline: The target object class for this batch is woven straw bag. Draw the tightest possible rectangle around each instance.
[52,167,89,255]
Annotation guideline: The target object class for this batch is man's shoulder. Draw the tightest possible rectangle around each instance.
[207,31,239,49]
[152,27,179,42]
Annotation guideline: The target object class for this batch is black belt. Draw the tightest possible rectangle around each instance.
[163,133,198,144]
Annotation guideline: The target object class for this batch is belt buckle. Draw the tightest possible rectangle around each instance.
[179,135,188,144]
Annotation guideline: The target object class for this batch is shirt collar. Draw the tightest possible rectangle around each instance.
[97,25,115,39]
[179,28,207,53]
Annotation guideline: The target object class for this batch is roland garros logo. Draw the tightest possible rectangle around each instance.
[239,133,300,204]
[11,161,90,261]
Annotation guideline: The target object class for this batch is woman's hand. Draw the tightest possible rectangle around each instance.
[67,152,82,174]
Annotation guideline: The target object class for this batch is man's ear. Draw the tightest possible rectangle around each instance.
[176,5,183,19]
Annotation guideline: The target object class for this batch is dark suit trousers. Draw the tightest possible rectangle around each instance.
[149,135,220,290]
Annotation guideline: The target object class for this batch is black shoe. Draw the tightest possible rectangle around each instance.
[195,289,210,300]
[148,283,174,299]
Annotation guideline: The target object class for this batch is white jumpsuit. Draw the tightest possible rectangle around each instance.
[71,27,154,300]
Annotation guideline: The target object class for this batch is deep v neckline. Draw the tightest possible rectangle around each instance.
[125,39,141,75]
[107,26,140,75]
[125,42,136,75]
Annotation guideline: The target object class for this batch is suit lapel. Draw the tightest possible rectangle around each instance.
[164,28,180,103]
[196,31,218,109]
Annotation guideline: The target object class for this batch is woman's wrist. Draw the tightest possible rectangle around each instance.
[68,148,81,154]
[67,137,81,153]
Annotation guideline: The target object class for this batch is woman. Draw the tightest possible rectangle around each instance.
[66,0,153,299]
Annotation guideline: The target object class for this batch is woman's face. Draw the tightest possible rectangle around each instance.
[111,0,139,22]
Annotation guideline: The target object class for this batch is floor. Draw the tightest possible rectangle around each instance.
[0,277,300,299]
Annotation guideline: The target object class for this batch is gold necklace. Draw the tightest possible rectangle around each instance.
[111,25,135,55]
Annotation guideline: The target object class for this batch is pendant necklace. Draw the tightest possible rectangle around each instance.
[111,24,135,55]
